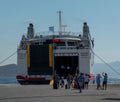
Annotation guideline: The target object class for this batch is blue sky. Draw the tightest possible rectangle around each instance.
[0,0,120,66]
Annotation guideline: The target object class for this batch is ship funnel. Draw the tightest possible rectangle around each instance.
[83,22,90,39]
[27,23,34,39]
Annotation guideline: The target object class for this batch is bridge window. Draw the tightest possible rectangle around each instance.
[56,42,65,46]
[68,42,75,46]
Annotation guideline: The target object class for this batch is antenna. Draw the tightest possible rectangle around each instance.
[62,25,67,34]
[57,11,62,35]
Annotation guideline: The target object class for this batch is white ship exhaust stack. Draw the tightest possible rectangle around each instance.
[27,23,34,39]
[83,22,90,40]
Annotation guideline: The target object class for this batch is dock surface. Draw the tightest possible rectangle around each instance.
[0,84,120,102]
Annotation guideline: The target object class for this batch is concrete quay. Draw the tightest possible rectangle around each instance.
[0,84,120,102]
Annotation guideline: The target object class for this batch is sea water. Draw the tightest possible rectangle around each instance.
[0,77,18,85]
[0,77,120,85]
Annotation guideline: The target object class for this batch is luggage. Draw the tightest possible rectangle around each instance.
[53,83,58,89]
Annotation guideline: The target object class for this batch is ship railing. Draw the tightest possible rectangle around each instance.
[35,31,81,36]
[23,31,81,38]
[55,46,78,49]
[55,46,90,50]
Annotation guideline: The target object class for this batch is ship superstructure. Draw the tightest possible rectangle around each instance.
[16,12,94,84]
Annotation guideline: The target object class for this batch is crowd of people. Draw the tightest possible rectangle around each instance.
[53,72,108,93]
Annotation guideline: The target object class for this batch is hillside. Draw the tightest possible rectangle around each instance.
[93,61,120,78]
[0,61,120,78]
[0,64,17,77]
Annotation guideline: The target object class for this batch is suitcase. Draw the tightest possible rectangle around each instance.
[53,83,58,89]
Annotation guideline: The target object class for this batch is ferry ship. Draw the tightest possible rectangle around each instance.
[16,11,94,85]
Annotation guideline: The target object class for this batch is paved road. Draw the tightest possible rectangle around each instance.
[0,84,120,102]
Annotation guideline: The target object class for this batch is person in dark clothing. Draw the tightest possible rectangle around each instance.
[78,73,84,93]
[102,72,108,90]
